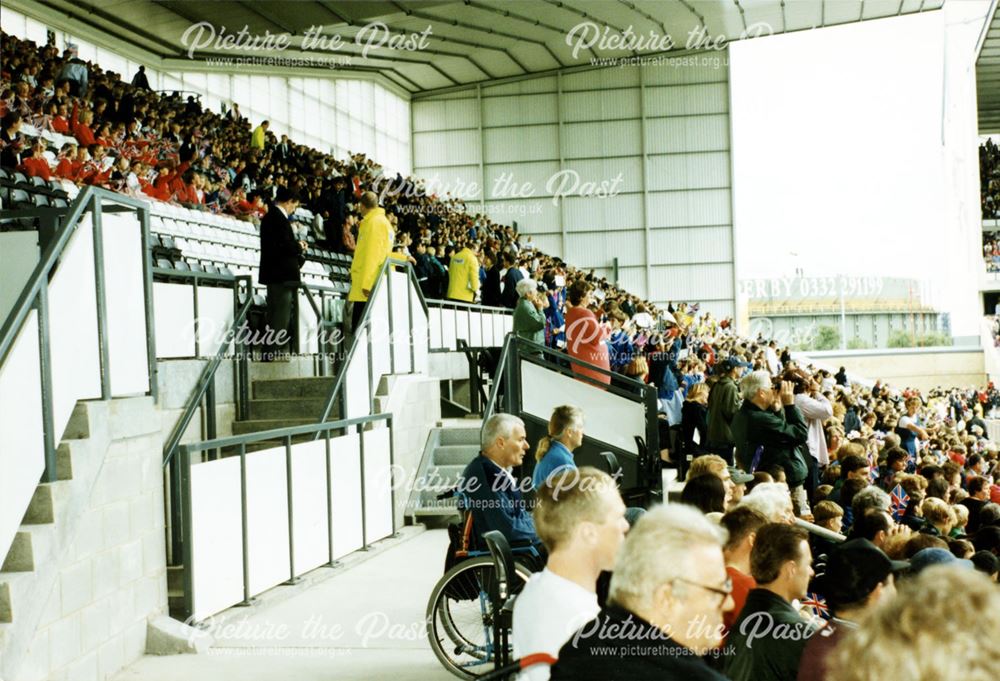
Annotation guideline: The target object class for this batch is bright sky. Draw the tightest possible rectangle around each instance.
[730,10,949,282]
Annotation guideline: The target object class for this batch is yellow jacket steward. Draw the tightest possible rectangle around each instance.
[349,207,405,302]
[447,247,480,302]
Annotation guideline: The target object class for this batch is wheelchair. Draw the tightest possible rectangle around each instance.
[426,502,541,679]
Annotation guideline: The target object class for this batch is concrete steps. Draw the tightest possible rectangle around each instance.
[407,425,481,520]
[0,396,160,681]
[252,377,335,399]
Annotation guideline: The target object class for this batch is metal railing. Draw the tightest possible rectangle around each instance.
[175,412,395,620]
[315,260,428,428]
[425,297,512,353]
[480,335,661,494]
[0,187,156,481]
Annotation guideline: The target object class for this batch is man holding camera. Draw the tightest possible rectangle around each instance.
[731,371,811,516]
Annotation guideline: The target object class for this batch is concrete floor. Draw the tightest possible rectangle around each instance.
[112,529,455,681]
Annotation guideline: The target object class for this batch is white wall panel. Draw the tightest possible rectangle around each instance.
[643,83,729,117]
[411,164,482,201]
[561,68,640,91]
[245,446,291,596]
[48,224,101,435]
[154,283,196,358]
[650,263,734,300]
[483,94,557,127]
[482,76,557,97]
[520,360,644,455]
[0,232,39,321]
[390,270,412,373]
[647,152,731,191]
[331,432,364,559]
[561,89,641,122]
[647,189,731,228]
[562,157,643,194]
[345,328,370,420]
[649,226,733,264]
[564,230,646,268]
[412,295,429,374]
[412,98,479,132]
[189,455,243,621]
[562,120,643,158]
[484,125,559,163]
[362,428,393,542]
[563,194,644,232]
[0,314,43,566]
[428,307,442,349]
[643,59,728,85]
[645,115,730,153]
[413,130,481,166]
[198,287,235,357]
[484,161,562,200]
[290,440,330,574]
[102,211,149,395]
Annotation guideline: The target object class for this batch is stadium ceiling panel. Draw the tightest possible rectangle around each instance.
[29,0,944,95]
[978,0,1000,133]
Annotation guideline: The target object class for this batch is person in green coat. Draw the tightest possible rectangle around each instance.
[706,357,749,463]
[731,370,811,516]
[512,278,547,347]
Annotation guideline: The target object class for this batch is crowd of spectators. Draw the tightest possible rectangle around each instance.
[983,233,1000,272]
[473,341,1000,679]
[982,138,999,220]
[0,31,703,342]
[5,30,1000,681]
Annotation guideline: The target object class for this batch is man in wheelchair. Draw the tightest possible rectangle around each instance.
[458,413,546,565]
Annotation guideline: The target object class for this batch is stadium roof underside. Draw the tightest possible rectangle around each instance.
[978,0,1000,133]
[18,0,945,96]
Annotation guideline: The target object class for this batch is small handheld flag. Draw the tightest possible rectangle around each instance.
[890,484,910,522]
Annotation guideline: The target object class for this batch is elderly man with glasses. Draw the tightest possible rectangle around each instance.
[550,505,733,680]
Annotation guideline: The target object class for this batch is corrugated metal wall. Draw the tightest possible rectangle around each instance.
[411,53,735,317]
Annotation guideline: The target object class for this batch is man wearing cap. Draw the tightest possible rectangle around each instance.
[796,539,907,681]
[706,357,746,465]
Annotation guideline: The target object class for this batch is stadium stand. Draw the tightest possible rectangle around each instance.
[2,5,1000,681]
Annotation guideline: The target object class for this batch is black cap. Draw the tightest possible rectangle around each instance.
[813,539,909,609]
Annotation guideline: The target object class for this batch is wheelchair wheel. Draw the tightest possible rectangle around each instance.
[426,556,533,679]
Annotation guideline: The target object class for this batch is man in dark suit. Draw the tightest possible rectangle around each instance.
[258,186,304,359]
[275,134,292,162]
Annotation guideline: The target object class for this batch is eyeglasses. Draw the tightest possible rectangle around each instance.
[672,576,733,601]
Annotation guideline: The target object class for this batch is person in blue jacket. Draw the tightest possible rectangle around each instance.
[460,413,541,551]
[532,405,585,489]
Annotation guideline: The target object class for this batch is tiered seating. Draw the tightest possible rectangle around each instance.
[145,202,350,295]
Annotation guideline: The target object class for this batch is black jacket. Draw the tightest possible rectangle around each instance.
[681,401,709,454]
[731,401,808,487]
[724,589,816,681]
[258,205,303,285]
[551,606,729,680]
[500,267,524,309]
[482,264,502,307]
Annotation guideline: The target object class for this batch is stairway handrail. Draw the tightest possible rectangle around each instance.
[314,259,428,431]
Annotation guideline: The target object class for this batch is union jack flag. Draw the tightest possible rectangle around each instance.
[801,592,831,621]
[890,484,909,522]
[868,465,879,484]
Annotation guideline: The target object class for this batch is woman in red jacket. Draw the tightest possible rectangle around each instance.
[564,279,611,386]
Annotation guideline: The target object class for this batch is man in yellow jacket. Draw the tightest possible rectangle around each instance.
[250,120,268,150]
[349,191,402,329]
[447,241,480,303]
